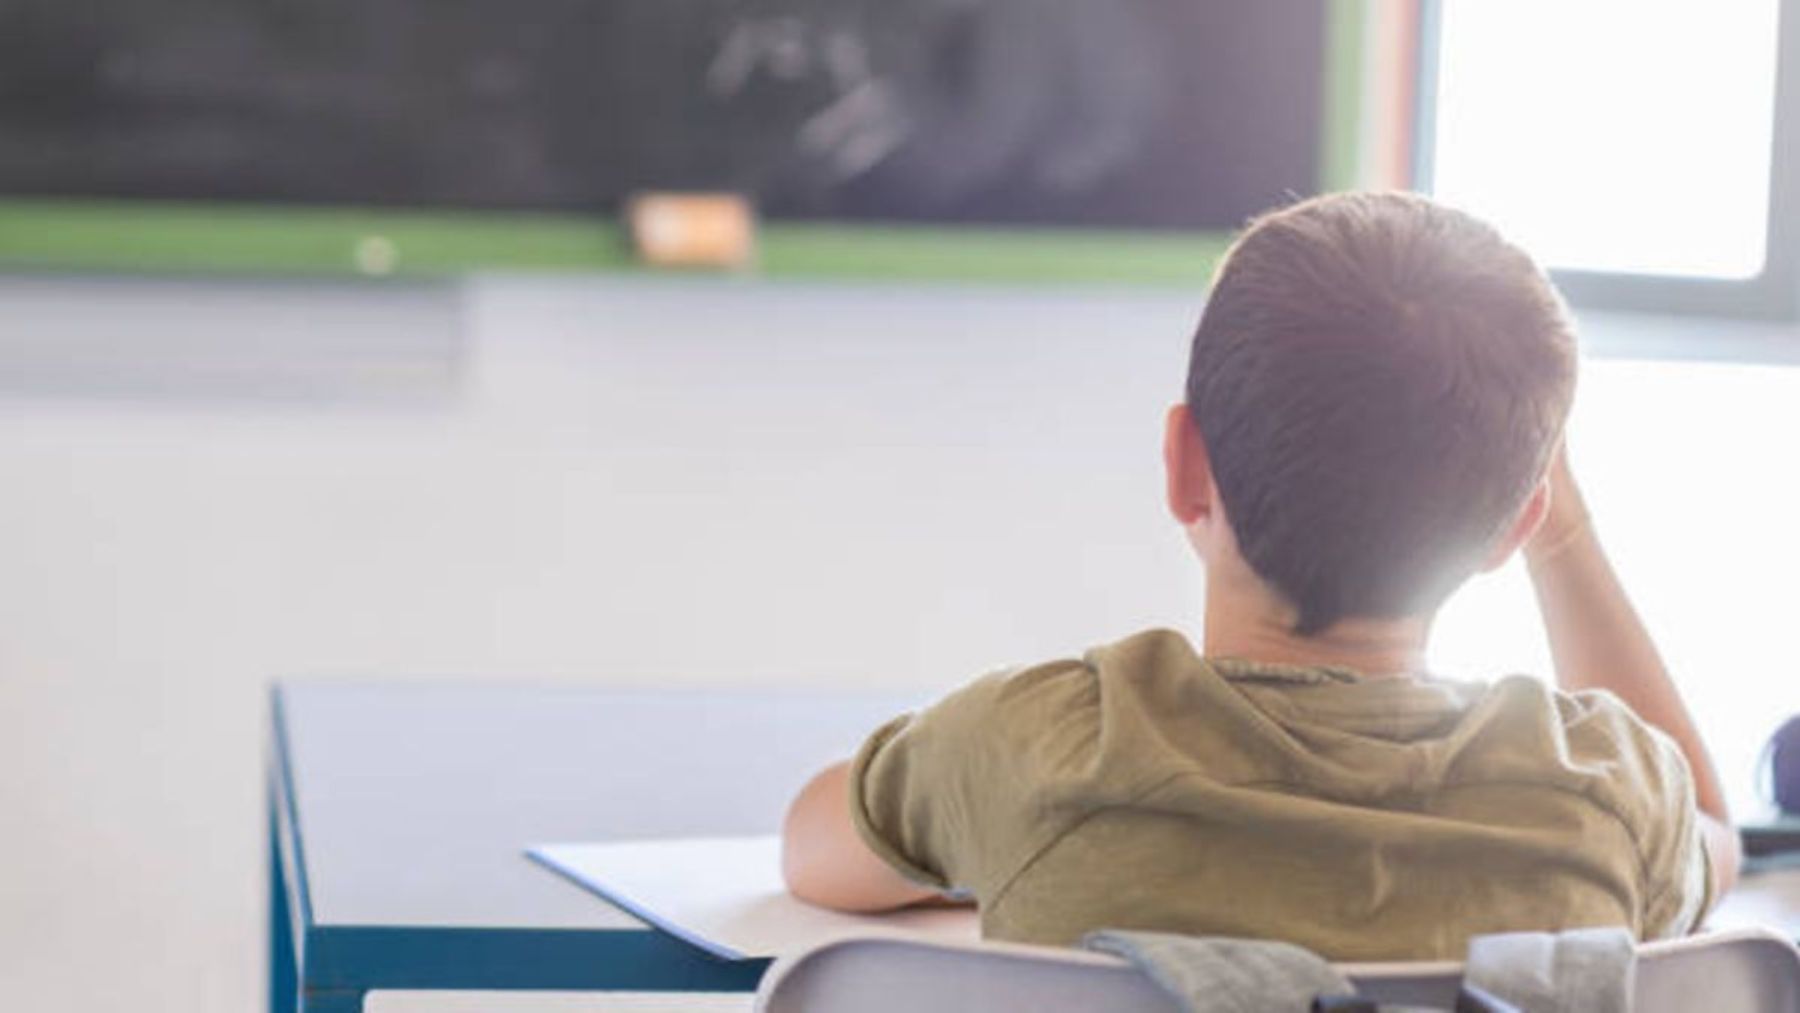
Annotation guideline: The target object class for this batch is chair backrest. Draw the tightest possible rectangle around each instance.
[755,928,1800,1013]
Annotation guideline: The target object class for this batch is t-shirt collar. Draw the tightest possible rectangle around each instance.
[1209,656,1372,686]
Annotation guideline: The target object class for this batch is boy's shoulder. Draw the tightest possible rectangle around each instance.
[922,628,1224,749]
[951,629,1695,823]
[1469,674,1701,827]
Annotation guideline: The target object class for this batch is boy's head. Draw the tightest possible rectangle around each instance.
[1169,192,1577,634]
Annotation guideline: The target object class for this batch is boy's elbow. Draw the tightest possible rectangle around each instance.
[780,762,868,910]
[779,835,832,907]
[781,761,928,912]
[780,798,839,907]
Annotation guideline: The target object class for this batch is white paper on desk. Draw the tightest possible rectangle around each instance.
[527,835,980,961]
[1707,863,1800,937]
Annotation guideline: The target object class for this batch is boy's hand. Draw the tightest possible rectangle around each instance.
[1524,443,1591,566]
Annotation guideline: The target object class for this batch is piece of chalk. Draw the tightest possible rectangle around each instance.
[626,192,756,270]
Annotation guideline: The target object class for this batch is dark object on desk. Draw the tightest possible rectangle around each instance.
[1770,715,1800,814]
[1743,716,1800,861]
[1743,822,1800,866]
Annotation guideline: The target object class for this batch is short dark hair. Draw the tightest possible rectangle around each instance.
[1186,192,1577,634]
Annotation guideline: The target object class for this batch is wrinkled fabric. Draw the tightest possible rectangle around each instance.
[850,628,1710,959]
[1462,927,1636,1013]
[1083,926,1636,1013]
[1083,930,1357,1013]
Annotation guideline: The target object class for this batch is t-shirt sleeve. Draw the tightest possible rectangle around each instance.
[848,710,953,889]
[1637,729,1713,938]
[1582,691,1713,938]
[847,660,1096,896]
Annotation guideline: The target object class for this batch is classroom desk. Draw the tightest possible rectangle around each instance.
[270,682,1800,1013]
[268,682,923,1013]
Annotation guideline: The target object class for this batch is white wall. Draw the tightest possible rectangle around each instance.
[0,274,1205,1012]
[1,274,1797,1012]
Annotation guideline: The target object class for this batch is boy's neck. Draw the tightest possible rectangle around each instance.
[1201,576,1430,679]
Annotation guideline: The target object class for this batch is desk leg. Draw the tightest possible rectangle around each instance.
[270,819,298,1013]
[300,990,367,1012]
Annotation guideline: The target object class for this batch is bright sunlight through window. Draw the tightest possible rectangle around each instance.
[1430,1,1782,280]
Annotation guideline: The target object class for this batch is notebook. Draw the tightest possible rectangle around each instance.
[528,834,980,961]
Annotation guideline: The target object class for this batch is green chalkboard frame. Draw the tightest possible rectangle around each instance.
[0,5,1365,284]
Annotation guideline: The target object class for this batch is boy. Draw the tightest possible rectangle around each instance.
[780,192,1740,960]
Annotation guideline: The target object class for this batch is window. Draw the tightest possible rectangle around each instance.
[1418,0,1799,317]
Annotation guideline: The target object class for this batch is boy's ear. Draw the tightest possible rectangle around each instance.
[1480,476,1552,571]
[1164,403,1214,526]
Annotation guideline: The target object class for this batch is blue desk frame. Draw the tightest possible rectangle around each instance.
[267,682,918,1012]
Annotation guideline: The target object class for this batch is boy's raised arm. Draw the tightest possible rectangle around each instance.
[1524,447,1741,900]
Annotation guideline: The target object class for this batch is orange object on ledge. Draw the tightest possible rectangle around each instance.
[625,192,757,270]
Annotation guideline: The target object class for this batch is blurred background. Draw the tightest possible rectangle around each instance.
[3,1,1799,1010]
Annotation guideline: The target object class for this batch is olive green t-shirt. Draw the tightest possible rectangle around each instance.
[849,628,1710,961]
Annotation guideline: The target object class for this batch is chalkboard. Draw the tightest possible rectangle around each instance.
[0,1,1326,231]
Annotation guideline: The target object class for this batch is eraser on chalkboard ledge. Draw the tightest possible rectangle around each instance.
[625,192,756,271]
